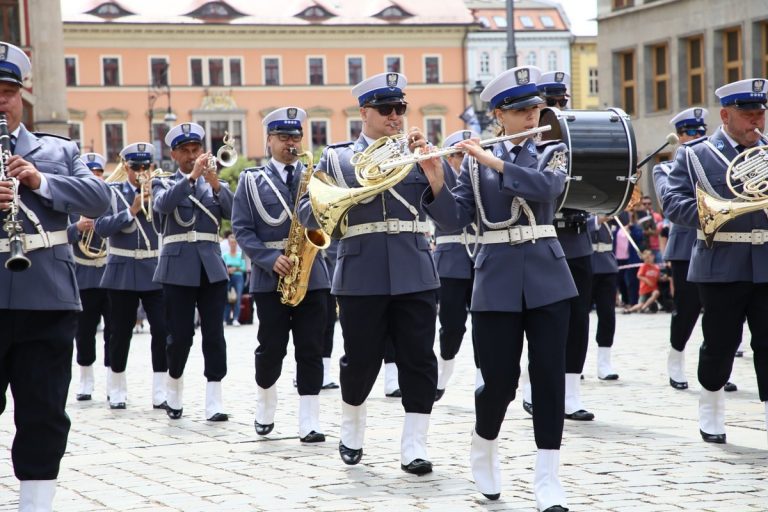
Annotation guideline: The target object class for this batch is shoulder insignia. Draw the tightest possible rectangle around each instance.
[535,138,562,148]
[682,136,707,147]
[545,150,568,173]
[241,166,265,174]
[33,132,71,141]
[328,141,354,149]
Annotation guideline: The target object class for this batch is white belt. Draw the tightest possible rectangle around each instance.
[163,231,220,244]
[109,247,159,259]
[592,243,613,253]
[697,229,768,245]
[0,229,69,253]
[74,255,107,267]
[342,220,430,239]
[481,225,556,245]
[435,234,477,245]
[264,239,287,250]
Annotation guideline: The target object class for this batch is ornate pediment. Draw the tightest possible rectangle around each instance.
[98,108,128,120]
[419,103,448,115]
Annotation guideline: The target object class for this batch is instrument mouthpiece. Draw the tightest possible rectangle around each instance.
[288,147,298,156]
[666,133,680,145]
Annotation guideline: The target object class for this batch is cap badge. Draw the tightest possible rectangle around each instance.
[137,144,146,152]
[753,80,765,93]
[694,108,702,118]
[182,123,191,135]
[386,73,398,89]
[515,68,530,85]
[462,131,471,140]
[87,154,96,162]
[0,45,7,62]
[555,72,564,83]
[287,107,297,120]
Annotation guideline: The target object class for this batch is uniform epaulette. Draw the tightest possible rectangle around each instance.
[535,139,562,148]
[682,135,706,147]
[241,165,266,174]
[33,132,71,141]
[327,141,354,149]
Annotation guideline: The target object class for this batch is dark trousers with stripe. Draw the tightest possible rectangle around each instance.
[0,310,76,480]
[253,290,327,395]
[473,299,569,449]
[107,289,168,373]
[591,272,617,348]
[164,270,228,381]
[75,287,111,367]
[698,282,768,400]
[437,276,478,365]
[565,255,593,373]
[669,260,702,352]
[337,291,437,413]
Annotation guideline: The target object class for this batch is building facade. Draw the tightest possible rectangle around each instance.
[570,35,599,110]
[62,0,475,167]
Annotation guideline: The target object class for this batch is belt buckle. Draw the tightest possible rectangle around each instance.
[187,231,198,243]
[386,219,400,235]
[507,226,521,244]
[752,229,766,245]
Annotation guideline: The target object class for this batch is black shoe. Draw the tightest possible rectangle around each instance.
[401,458,433,475]
[482,492,500,500]
[109,402,126,410]
[385,389,402,398]
[522,400,533,416]
[735,350,744,358]
[321,382,340,390]
[166,407,183,420]
[207,413,229,422]
[700,429,726,444]
[598,373,619,381]
[300,431,326,443]
[153,401,168,410]
[542,506,569,512]
[254,421,274,435]
[76,393,92,401]
[565,409,595,421]
[669,378,688,390]
[435,388,445,401]
[724,381,738,392]
[339,441,363,465]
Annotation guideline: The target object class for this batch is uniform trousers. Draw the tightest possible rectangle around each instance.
[163,270,227,381]
[76,287,111,367]
[253,290,327,395]
[107,289,168,373]
[337,291,437,413]
[591,272,617,348]
[437,276,477,365]
[669,260,701,352]
[322,293,337,358]
[473,299,569,448]
[0,310,76,480]
[565,255,593,373]
[698,282,768,400]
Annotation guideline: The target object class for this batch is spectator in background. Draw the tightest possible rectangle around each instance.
[615,211,643,306]
[222,233,247,326]
[220,229,233,255]
[624,250,664,313]
[638,196,664,263]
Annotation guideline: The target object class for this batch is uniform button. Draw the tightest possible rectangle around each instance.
[513,181,520,188]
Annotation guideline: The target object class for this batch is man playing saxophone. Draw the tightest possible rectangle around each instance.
[0,41,111,511]
[664,78,768,444]
[232,107,330,443]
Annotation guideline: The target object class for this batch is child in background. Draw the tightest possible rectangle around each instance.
[624,250,663,313]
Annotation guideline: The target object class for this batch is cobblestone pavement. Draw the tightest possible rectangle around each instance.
[1,311,766,511]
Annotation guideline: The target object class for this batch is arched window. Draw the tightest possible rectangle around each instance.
[526,52,537,66]
[548,51,558,71]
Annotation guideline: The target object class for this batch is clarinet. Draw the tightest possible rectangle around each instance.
[0,113,30,271]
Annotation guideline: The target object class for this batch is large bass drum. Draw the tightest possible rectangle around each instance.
[539,107,637,216]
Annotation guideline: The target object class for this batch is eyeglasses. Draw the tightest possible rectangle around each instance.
[368,104,407,116]
[681,128,706,137]
[545,97,568,108]
[276,134,303,143]
[128,163,150,171]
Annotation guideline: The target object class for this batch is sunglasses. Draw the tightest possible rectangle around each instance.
[128,163,150,171]
[545,98,568,108]
[368,104,407,116]
[681,128,706,137]
[276,134,303,143]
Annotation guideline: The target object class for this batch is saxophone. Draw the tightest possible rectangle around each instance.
[277,149,331,306]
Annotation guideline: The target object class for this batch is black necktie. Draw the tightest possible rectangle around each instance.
[511,146,522,160]
[9,135,16,154]
[735,144,746,153]
[284,164,295,189]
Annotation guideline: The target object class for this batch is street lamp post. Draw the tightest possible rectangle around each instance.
[147,62,176,168]
[468,80,492,135]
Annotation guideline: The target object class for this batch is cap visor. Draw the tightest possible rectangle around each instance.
[365,97,407,107]
[269,129,303,136]
[735,103,766,110]
[498,95,544,111]
[0,76,22,87]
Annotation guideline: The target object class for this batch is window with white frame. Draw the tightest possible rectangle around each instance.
[194,118,245,158]
[189,56,243,86]
[348,119,363,140]
[230,58,242,86]
[519,16,534,28]
[547,51,558,71]
[589,67,599,95]
[385,56,402,73]
[526,52,537,66]
[103,122,125,162]
[68,121,83,150]
[425,117,443,146]
[308,57,325,85]
[540,15,555,28]
[424,56,440,84]
[263,57,280,86]
[151,123,172,163]
[65,57,78,86]
[310,120,329,151]
[150,57,168,87]
[102,56,120,86]
[347,56,364,85]
[479,51,490,75]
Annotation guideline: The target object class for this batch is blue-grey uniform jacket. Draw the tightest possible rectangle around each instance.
[152,170,233,286]
[231,160,330,293]
[0,125,110,310]
[653,158,696,262]
[588,215,618,274]
[67,214,107,290]
[555,210,593,259]
[298,136,439,296]
[664,126,768,283]
[433,160,474,280]
[423,138,577,312]
[322,239,339,284]
[94,181,162,291]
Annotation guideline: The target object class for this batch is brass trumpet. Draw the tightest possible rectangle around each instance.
[206,132,237,173]
[78,218,107,258]
[697,129,768,246]
[138,167,175,222]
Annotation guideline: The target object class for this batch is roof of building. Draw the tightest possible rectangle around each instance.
[467,0,569,31]
[62,0,475,25]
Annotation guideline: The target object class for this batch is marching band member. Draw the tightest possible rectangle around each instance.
[421,65,574,511]
[588,215,619,379]
[69,152,111,401]
[433,129,481,400]
[94,143,168,410]
[232,107,330,442]
[0,41,111,511]
[298,72,440,475]
[664,79,768,444]
[153,122,233,421]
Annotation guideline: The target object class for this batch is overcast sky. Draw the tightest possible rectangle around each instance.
[557,0,598,36]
